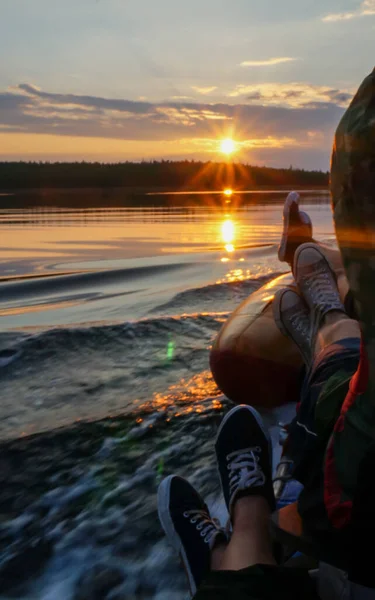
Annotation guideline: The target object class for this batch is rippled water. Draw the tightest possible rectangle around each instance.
[0,191,334,598]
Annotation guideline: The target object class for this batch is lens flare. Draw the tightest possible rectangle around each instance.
[167,336,175,360]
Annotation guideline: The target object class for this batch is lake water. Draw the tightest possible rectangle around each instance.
[0,190,335,599]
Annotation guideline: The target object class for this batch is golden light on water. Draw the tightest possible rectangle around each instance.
[222,219,235,244]
[221,218,236,255]
[144,371,223,417]
[216,268,248,284]
[220,138,236,155]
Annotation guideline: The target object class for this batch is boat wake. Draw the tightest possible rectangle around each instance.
[0,270,291,599]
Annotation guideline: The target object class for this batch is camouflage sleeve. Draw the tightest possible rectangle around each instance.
[331,68,375,356]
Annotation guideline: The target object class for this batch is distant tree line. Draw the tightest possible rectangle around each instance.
[0,161,328,191]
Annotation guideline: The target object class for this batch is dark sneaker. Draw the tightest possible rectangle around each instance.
[293,243,346,345]
[158,475,226,597]
[273,288,311,366]
[215,405,275,517]
[278,192,313,265]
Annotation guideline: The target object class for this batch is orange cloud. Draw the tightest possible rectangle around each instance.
[0,132,305,162]
[191,86,218,95]
[0,82,347,168]
[241,57,297,67]
[228,82,353,107]
[322,0,375,21]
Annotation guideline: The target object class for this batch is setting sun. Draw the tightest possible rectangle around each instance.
[220,138,236,155]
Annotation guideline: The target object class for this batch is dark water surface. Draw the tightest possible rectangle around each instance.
[0,190,334,598]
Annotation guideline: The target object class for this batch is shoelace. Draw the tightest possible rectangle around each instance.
[183,509,220,545]
[301,263,342,309]
[289,308,310,335]
[227,446,265,499]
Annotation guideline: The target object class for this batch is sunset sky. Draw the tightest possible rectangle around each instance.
[1,0,374,169]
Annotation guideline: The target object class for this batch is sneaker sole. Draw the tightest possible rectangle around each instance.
[278,191,301,263]
[157,475,196,597]
[215,405,273,514]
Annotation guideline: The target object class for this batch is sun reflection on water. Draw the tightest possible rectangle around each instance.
[221,217,237,256]
[222,219,235,244]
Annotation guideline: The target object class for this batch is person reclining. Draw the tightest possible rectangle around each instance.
[157,68,375,598]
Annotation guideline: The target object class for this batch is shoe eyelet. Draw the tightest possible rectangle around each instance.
[200,531,206,537]
[197,524,202,530]
[190,518,197,524]
[183,512,189,518]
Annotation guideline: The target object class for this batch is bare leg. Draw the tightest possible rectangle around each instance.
[210,539,228,571]
[217,497,276,571]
